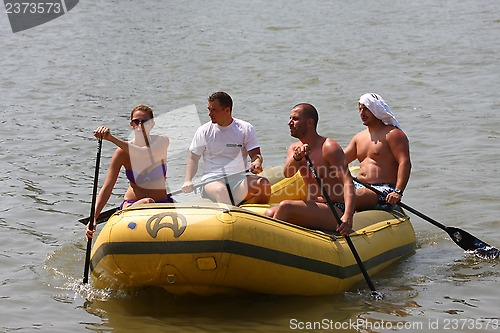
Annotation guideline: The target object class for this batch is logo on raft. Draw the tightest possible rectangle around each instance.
[146,212,187,238]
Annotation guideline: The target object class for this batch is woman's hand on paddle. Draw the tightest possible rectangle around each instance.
[94,126,111,141]
[336,214,353,236]
[85,221,96,240]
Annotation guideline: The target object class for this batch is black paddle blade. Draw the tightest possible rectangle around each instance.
[78,207,118,225]
[446,227,500,259]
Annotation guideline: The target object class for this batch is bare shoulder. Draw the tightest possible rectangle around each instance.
[349,129,369,143]
[323,137,342,151]
[323,137,345,161]
[323,137,348,169]
[357,128,370,139]
[386,127,409,143]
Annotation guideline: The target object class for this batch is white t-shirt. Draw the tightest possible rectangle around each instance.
[189,118,260,180]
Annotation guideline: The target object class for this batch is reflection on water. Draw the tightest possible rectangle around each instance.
[83,289,393,332]
[43,241,431,332]
[44,242,437,332]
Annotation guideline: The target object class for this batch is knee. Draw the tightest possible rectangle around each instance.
[354,189,378,211]
[212,187,229,202]
[254,177,271,197]
[258,177,271,188]
[264,206,276,217]
[279,200,295,207]
[203,183,227,202]
[249,176,270,189]
[274,200,294,218]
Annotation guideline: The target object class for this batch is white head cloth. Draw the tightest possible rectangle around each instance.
[358,93,403,131]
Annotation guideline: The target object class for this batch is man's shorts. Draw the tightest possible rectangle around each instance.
[201,173,248,200]
[354,182,395,210]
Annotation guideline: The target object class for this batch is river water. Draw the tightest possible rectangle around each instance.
[1,0,499,332]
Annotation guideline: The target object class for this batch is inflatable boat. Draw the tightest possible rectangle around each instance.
[89,167,416,296]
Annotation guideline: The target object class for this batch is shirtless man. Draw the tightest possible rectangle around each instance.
[264,103,355,236]
[344,93,411,211]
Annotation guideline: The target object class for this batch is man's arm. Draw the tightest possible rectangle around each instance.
[384,129,411,205]
[248,147,264,174]
[182,151,201,193]
[333,148,355,220]
[344,134,358,164]
[283,142,303,178]
[325,139,355,236]
[388,129,411,192]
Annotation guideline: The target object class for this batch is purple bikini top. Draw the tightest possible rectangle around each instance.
[125,163,166,184]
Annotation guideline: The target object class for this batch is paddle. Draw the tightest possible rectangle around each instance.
[353,178,499,259]
[78,169,251,226]
[305,156,383,299]
[222,167,236,206]
[83,139,102,284]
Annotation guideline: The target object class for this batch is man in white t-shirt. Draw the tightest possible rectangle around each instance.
[182,91,271,205]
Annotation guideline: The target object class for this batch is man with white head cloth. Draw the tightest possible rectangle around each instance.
[344,93,411,211]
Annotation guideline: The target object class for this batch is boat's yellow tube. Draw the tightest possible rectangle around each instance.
[90,167,416,295]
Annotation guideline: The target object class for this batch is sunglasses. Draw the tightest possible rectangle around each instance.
[131,119,152,126]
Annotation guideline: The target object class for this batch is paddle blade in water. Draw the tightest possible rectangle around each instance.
[371,291,384,301]
[446,227,499,259]
[472,246,500,260]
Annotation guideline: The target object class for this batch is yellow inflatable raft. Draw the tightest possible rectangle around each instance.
[90,167,416,296]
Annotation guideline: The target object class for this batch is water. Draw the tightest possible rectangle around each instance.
[1,0,499,331]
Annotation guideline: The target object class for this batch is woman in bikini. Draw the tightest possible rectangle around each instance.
[86,104,173,239]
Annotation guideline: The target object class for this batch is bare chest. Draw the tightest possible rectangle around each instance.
[358,134,391,161]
